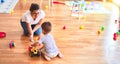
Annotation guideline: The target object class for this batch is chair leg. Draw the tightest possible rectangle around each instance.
[71,3,75,16]
[48,0,51,10]
[40,0,53,10]
[51,0,53,6]
[78,4,81,20]
[40,0,43,9]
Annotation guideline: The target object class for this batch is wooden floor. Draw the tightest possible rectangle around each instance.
[0,0,120,64]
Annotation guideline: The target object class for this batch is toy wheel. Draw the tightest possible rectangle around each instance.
[9,43,12,48]
[37,52,40,57]
[12,43,15,47]
[30,52,34,57]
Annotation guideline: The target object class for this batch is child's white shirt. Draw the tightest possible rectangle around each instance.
[21,10,45,25]
[38,34,59,54]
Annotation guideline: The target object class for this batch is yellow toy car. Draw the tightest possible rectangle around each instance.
[28,46,40,57]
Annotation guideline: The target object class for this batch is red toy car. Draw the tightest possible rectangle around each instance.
[0,32,6,38]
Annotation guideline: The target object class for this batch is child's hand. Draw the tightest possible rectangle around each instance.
[31,42,38,47]
[31,43,36,47]
[37,44,43,49]
[31,43,43,49]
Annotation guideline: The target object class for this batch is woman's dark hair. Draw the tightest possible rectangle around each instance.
[29,3,40,12]
[41,22,52,33]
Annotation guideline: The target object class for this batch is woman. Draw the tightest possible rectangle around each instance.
[20,3,45,42]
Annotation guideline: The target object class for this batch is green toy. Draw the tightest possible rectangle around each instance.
[101,26,105,31]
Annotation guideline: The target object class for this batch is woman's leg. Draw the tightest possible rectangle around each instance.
[21,22,42,36]
[35,28,42,35]
[20,21,29,35]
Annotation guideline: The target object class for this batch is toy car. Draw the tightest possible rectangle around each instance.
[9,41,15,48]
[28,46,40,57]
[0,32,6,38]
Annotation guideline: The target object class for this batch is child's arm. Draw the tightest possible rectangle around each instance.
[31,42,43,49]
[37,43,43,49]
[31,36,44,49]
[31,42,38,47]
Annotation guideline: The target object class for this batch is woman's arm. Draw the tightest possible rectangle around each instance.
[33,19,43,33]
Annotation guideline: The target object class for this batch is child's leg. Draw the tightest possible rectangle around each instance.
[43,51,63,60]
[44,54,51,61]
[41,48,51,61]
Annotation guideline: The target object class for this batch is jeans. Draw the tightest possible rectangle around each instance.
[20,20,42,35]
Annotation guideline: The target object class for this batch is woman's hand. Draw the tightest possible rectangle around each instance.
[29,34,34,42]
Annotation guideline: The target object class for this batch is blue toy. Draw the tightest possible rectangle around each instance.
[1,0,4,3]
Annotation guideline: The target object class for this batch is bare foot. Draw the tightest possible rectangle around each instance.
[58,52,63,58]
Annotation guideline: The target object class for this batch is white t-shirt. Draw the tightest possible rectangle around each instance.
[38,34,59,54]
[21,10,45,25]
